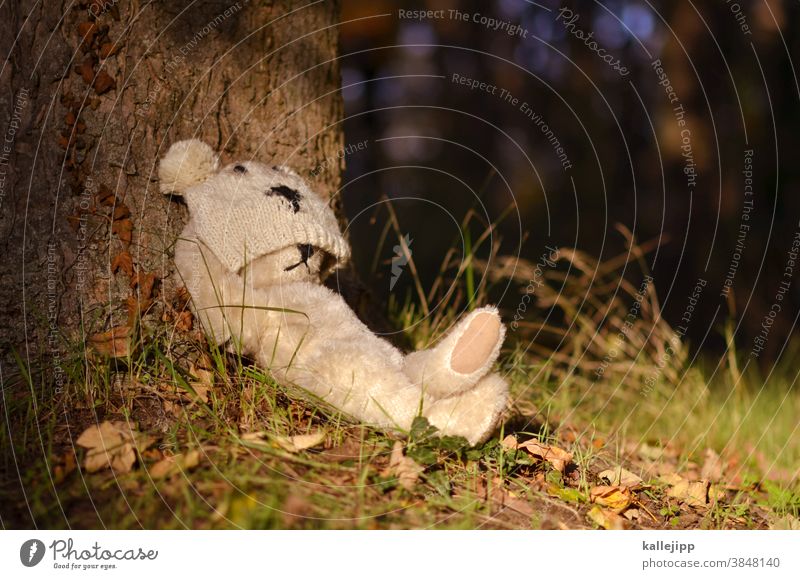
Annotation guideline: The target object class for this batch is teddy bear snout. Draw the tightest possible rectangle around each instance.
[284,243,316,272]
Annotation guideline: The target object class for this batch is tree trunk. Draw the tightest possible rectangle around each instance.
[0,1,344,372]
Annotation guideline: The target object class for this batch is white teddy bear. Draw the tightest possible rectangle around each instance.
[159,139,509,445]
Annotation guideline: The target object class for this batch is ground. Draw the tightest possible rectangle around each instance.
[2,237,799,530]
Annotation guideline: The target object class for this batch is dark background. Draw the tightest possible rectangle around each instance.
[336,0,800,363]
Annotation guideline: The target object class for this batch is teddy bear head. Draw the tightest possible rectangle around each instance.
[159,139,350,285]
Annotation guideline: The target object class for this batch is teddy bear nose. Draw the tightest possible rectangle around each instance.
[298,244,315,261]
[284,244,316,272]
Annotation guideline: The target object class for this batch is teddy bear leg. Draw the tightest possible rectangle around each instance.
[424,373,509,446]
[403,306,505,399]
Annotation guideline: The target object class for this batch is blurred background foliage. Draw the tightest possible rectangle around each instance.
[336,0,800,366]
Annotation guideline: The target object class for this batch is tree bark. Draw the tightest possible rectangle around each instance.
[0,1,344,372]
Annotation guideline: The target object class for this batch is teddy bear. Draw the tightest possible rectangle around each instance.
[159,139,509,445]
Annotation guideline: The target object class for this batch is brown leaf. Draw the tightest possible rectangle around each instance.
[111,217,133,244]
[99,42,120,59]
[174,311,193,331]
[588,506,628,530]
[149,450,201,479]
[76,421,139,473]
[94,71,116,95]
[590,485,633,512]
[187,362,213,403]
[274,431,326,454]
[598,466,644,489]
[77,22,97,45]
[667,478,710,508]
[512,436,573,472]
[96,184,116,206]
[112,204,131,221]
[111,251,134,277]
[88,325,131,357]
[131,271,157,299]
[76,57,95,84]
[384,441,423,491]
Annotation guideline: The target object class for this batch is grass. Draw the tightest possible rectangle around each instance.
[1,214,798,530]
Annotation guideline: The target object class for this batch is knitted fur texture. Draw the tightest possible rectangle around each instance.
[163,139,509,445]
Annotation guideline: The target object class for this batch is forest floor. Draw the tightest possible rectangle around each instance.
[2,330,799,530]
[2,236,799,529]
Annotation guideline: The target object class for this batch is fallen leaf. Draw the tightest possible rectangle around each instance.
[667,478,710,508]
[174,310,193,331]
[769,515,800,530]
[96,184,116,206]
[622,508,641,521]
[590,485,633,512]
[111,251,134,277]
[501,434,518,449]
[149,450,201,479]
[599,466,644,489]
[187,362,213,403]
[588,506,627,530]
[112,204,131,221]
[76,421,136,473]
[88,325,131,357]
[516,438,573,472]
[77,22,97,45]
[384,441,423,491]
[111,218,133,244]
[700,448,724,482]
[658,472,684,486]
[274,431,327,453]
[131,271,158,299]
[240,431,268,443]
[99,42,120,59]
[488,479,535,517]
[76,57,95,84]
[94,71,116,94]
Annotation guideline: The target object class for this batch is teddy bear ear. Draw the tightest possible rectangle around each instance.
[159,139,219,195]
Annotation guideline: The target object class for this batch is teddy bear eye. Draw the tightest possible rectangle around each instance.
[267,185,302,213]
[233,165,247,173]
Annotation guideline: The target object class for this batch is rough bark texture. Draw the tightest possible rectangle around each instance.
[0,1,344,371]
